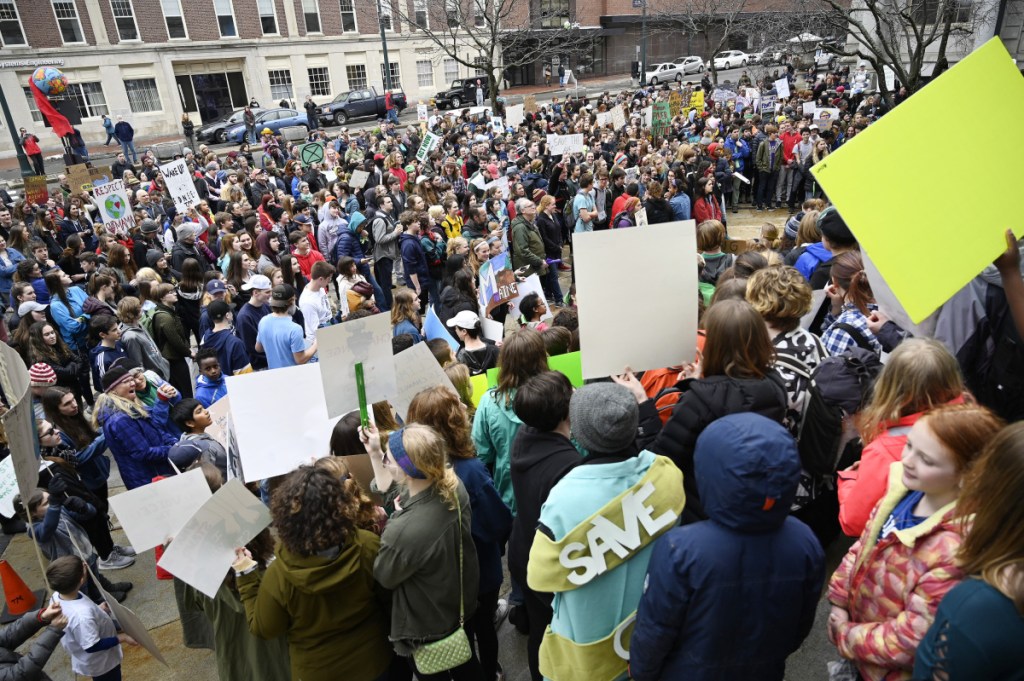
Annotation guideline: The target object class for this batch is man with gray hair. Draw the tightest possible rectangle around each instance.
[510,198,548,279]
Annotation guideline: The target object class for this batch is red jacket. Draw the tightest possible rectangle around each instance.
[293,248,325,279]
[22,134,41,155]
[693,195,723,224]
[780,131,801,164]
[385,91,394,111]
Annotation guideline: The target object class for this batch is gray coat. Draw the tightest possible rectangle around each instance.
[371,212,401,263]
[0,612,62,681]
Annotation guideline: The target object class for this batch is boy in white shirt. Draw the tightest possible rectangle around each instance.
[46,556,136,681]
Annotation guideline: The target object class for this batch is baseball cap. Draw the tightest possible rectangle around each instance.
[446,310,481,330]
[241,274,272,291]
[270,284,296,308]
[206,279,228,295]
[207,299,232,322]
[18,301,48,316]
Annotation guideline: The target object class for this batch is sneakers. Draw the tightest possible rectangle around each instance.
[110,590,128,603]
[108,582,133,594]
[493,598,509,628]
[507,604,529,635]
[558,263,572,271]
[112,544,136,557]
[98,552,135,570]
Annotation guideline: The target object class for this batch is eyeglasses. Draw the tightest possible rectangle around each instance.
[41,426,59,438]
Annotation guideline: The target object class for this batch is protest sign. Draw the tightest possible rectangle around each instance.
[775,77,791,99]
[158,480,272,598]
[811,37,1024,322]
[642,106,653,128]
[668,91,684,117]
[687,90,705,114]
[23,175,48,206]
[711,88,735,103]
[574,220,698,379]
[759,95,778,114]
[524,95,537,113]
[490,117,504,133]
[803,102,816,116]
[349,169,370,188]
[510,274,552,322]
[225,364,333,480]
[547,351,584,387]
[596,112,612,127]
[635,208,649,227]
[108,469,212,553]
[478,253,518,316]
[299,142,325,166]
[813,107,840,127]
[484,175,510,199]
[469,374,489,408]
[424,306,460,353]
[79,566,168,665]
[610,105,626,130]
[390,342,458,419]
[800,289,828,331]
[159,159,200,213]
[0,457,17,517]
[505,104,524,128]
[0,343,37,507]
[92,179,136,233]
[416,131,442,161]
[651,101,672,138]
[316,313,397,418]
[862,250,936,339]
[480,318,504,342]
[546,134,585,156]
[87,165,112,189]
[207,396,245,481]
[417,104,429,121]
[66,163,91,193]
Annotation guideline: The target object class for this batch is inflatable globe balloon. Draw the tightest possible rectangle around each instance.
[31,67,69,97]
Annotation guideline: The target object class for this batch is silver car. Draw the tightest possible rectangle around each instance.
[672,55,705,75]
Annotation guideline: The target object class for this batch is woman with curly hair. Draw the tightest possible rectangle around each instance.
[361,422,484,680]
[234,464,394,681]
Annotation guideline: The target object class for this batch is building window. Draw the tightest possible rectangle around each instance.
[301,0,320,32]
[125,78,160,112]
[911,0,972,24]
[213,0,236,36]
[308,67,331,96]
[258,0,277,34]
[68,82,109,118]
[474,56,487,77]
[416,60,433,88]
[161,0,187,38]
[0,0,26,46]
[380,62,401,89]
[444,0,458,28]
[110,0,139,40]
[473,0,485,28]
[538,0,568,29]
[22,88,43,123]
[444,58,459,83]
[51,1,85,43]
[413,0,427,29]
[378,0,392,31]
[268,70,293,101]
[346,64,367,90]
[339,0,356,32]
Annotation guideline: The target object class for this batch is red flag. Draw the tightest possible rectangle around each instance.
[28,78,73,138]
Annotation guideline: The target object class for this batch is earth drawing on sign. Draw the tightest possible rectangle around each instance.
[105,196,127,219]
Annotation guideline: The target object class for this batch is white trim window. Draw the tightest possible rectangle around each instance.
[346,64,367,90]
[473,0,485,28]
[257,0,278,35]
[380,62,401,89]
[125,78,161,113]
[416,60,433,88]
[474,56,487,77]
[443,58,459,83]
[301,0,320,33]
[110,0,139,41]
[212,0,236,37]
[444,0,458,28]
[339,0,357,32]
[68,82,109,118]
[308,66,331,96]
[378,0,393,32]
[22,88,43,123]
[0,0,26,46]
[413,0,427,29]
[51,0,85,44]
[161,0,187,39]
[268,70,293,102]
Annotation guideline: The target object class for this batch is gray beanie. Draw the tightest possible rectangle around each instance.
[177,224,197,242]
[570,383,638,455]
[140,218,159,235]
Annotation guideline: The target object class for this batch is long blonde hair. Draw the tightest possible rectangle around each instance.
[857,338,965,443]
[400,424,460,510]
[92,392,149,429]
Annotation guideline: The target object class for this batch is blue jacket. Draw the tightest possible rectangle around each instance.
[452,457,512,595]
[90,342,128,390]
[202,328,251,376]
[335,212,369,275]
[58,431,109,491]
[669,193,692,222]
[0,248,25,300]
[113,121,134,141]
[399,232,430,286]
[794,241,832,281]
[392,319,423,343]
[724,136,750,173]
[194,373,227,407]
[96,397,179,490]
[49,286,90,350]
[629,414,825,681]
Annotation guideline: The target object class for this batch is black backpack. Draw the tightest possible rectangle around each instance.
[794,346,882,477]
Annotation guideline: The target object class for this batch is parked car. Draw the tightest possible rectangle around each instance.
[643,62,686,85]
[195,107,263,144]
[672,55,705,74]
[224,108,308,143]
[318,86,408,126]
[431,79,490,110]
[709,50,750,70]
[748,49,783,65]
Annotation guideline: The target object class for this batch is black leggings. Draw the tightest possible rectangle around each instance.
[466,590,500,681]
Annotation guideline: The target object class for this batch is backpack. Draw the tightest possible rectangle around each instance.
[422,234,445,268]
[960,282,1024,422]
[140,308,159,339]
[795,346,882,477]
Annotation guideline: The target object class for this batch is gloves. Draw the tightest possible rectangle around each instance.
[47,477,68,505]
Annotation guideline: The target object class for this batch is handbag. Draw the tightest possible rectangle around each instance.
[411,492,472,675]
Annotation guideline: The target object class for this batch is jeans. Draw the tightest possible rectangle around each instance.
[361,265,389,312]
[104,132,118,145]
[307,114,319,130]
[756,170,779,208]
[775,164,793,205]
[245,124,257,144]
[387,108,400,125]
[120,139,137,163]
[543,266,563,304]
[374,257,394,310]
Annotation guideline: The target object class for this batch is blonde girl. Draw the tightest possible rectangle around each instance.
[390,289,422,343]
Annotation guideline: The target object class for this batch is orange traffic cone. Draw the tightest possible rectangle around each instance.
[0,559,44,623]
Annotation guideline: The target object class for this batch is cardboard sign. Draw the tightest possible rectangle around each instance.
[23,175,49,206]
[157,480,271,599]
[596,112,612,127]
[390,342,458,420]
[803,102,817,116]
[505,103,524,129]
[643,106,653,128]
[92,179,136,233]
[478,252,518,316]
[0,456,19,517]
[610,105,626,130]
[524,95,538,113]
[546,133,585,156]
[66,163,92,193]
[349,169,370,188]
[159,159,200,213]
[651,101,672,138]
[574,221,698,379]
[760,95,778,114]
[668,91,684,117]
[775,77,791,99]
[417,104,429,121]
[484,175,510,199]
[79,565,168,666]
[107,469,213,553]
[723,238,753,254]
[811,37,1024,322]
[315,312,397,418]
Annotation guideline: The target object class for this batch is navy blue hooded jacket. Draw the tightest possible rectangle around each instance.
[629,413,825,681]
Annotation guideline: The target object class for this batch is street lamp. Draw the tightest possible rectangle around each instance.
[0,86,33,177]
[377,0,394,91]
[633,0,648,79]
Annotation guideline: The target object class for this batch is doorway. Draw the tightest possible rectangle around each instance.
[175,71,249,123]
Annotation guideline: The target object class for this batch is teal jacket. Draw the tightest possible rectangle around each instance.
[471,387,523,514]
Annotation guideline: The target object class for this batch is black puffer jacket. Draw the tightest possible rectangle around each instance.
[649,374,788,523]
[643,197,674,225]
[436,285,476,329]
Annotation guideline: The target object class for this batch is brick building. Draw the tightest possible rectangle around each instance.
[0,0,492,158]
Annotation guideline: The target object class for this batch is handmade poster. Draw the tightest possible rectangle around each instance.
[524,95,538,113]
[484,175,510,199]
[635,208,649,227]
[390,342,458,419]
[687,90,705,114]
[509,274,553,321]
[775,77,791,99]
[0,457,17,517]
[423,307,460,353]
[108,469,212,553]
[87,166,112,189]
[315,313,397,418]
[92,179,136,233]
[66,163,91,193]
[610,105,626,130]
[478,252,518,316]
[596,112,612,127]
[642,106,653,128]
[489,117,504,134]
[651,102,672,138]
[349,169,370,188]
[803,102,816,116]
[416,132,441,161]
[159,159,200,213]
[813,107,840,127]
[759,95,778,114]
[157,480,271,599]
[505,104,524,129]
[546,134,585,156]
[548,351,584,388]
[810,37,1024,322]
[0,343,37,507]
[417,104,429,121]
[298,142,325,166]
[480,318,504,342]
[668,91,684,117]
[573,221,698,379]
[23,175,49,206]
[862,250,935,339]
[225,364,333,480]
[206,397,245,481]
[469,373,489,407]
[80,565,167,665]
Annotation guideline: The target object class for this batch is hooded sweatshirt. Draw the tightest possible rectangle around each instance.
[237,532,392,681]
[168,432,228,480]
[89,343,128,390]
[629,414,825,681]
[471,387,525,512]
[334,211,368,266]
[795,241,832,281]
[202,328,251,377]
[194,373,227,408]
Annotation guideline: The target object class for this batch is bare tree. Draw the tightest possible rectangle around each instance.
[388,0,593,109]
[648,0,751,85]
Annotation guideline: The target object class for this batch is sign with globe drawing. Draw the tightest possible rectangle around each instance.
[93,179,136,234]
